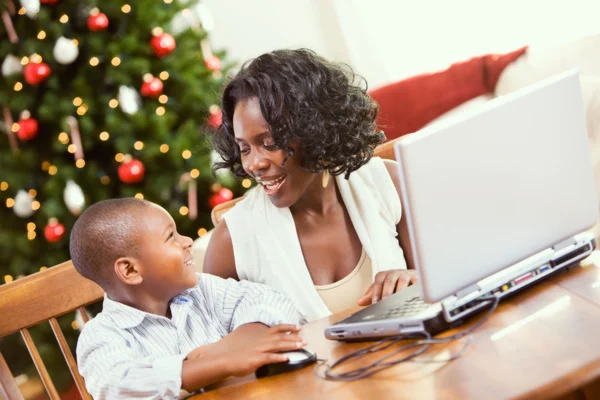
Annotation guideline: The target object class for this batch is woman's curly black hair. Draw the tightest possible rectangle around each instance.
[211,49,385,179]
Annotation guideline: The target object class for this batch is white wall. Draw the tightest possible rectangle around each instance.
[202,0,600,89]
[202,0,351,67]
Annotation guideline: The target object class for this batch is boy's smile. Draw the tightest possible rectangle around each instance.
[136,204,198,299]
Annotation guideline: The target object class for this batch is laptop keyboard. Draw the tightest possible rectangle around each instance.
[375,296,430,318]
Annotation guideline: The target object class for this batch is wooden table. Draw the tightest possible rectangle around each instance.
[194,260,600,400]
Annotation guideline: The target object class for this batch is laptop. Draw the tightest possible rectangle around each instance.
[325,70,598,341]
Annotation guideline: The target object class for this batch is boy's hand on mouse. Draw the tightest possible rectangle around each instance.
[188,323,306,377]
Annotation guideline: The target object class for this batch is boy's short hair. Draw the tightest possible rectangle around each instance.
[69,198,150,288]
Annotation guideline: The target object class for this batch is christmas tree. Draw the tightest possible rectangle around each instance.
[0,0,244,394]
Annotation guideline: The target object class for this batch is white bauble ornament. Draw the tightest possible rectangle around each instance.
[53,37,79,65]
[118,86,141,115]
[13,190,35,218]
[63,180,85,215]
[2,54,22,77]
[20,0,40,18]
[171,3,214,34]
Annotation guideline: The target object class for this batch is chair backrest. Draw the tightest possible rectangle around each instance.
[209,137,403,226]
[0,261,104,400]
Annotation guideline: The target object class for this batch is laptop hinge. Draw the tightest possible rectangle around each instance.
[552,237,577,253]
[454,284,480,300]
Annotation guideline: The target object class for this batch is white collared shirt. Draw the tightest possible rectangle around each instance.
[76,273,305,399]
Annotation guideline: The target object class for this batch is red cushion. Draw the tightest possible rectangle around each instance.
[369,46,527,141]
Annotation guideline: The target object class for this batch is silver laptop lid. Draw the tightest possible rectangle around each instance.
[394,70,598,303]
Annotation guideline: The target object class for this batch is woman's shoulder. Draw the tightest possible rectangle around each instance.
[352,156,399,189]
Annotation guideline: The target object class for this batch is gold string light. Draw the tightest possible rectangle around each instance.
[13,82,23,91]
[156,106,165,116]
[27,222,36,231]
[121,4,131,13]
[242,179,252,188]
[6,198,15,208]
[27,231,36,240]
[20,56,29,65]
[4,275,13,283]
[109,99,119,108]
[179,206,189,216]
[134,141,144,150]
[40,266,47,271]
[31,201,40,210]
[160,144,169,153]
[115,153,124,162]
[28,189,36,197]
[37,30,46,40]
[0,182,8,191]
[198,228,208,237]
[134,193,144,199]
[89,57,99,66]
[159,71,169,80]
[182,150,192,159]
[48,166,58,175]
[41,161,51,171]
[190,169,200,178]
[60,14,69,23]
[73,97,83,106]
[100,176,110,185]
[111,57,121,66]
[158,95,168,104]
[76,159,86,168]
[67,144,77,153]
[99,131,110,141]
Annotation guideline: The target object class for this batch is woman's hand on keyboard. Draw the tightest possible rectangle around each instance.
[357,269,418,306]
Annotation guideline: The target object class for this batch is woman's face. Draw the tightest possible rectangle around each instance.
[233,97,317,208]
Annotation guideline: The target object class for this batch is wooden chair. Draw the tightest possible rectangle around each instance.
[209,137,402,226]
[0,261,104,400]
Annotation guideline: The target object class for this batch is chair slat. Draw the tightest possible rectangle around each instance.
[0,352,24,400]
[49,318,92,400]
[0,261,103,337]
[78,307,90,324]
[21,328,60,400]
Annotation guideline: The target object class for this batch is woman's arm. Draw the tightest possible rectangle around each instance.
[202,220,239,280]
[383,159,415,270]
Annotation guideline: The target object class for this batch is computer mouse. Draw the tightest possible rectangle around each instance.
[255,348,317,378]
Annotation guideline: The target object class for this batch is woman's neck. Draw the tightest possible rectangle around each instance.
[290,172,341,216]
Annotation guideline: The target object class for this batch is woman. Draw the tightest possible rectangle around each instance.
[204,49,417,322]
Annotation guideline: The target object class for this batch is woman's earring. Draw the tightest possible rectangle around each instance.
[321,168,330,188]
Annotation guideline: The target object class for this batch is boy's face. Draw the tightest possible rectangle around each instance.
[136,204,198,298]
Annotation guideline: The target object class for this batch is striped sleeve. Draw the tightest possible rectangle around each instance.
[77,321,186,400]
[199,274,305,331]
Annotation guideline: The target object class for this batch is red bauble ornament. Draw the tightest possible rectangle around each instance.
[151,33,176,58]
[208,188,234,209]
[41,0,58,4]
[205,55,221,71]
[207,108,222,129]
[24,62,51,85]
[17,117,38,141]
[118,159,145,184]
[87,13,109,31]
[140,77,163,98]
[44,219,66,243]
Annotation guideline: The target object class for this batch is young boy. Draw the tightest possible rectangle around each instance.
[71,198,306,399]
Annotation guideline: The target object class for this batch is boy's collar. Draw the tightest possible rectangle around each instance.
[102,291,193,329]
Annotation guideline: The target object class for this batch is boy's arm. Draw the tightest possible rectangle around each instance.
[200,274,306,332]
[77,326,187,399]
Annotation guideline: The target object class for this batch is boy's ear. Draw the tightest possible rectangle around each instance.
[114,257,143,286]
